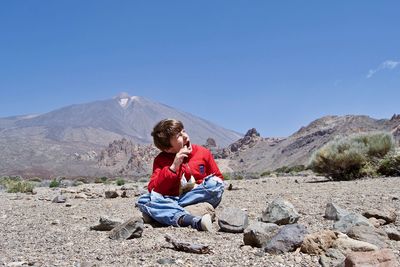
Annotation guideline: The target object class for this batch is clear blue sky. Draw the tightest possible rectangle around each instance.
[1,1,399,137]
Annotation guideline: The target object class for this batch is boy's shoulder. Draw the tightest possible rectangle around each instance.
[154,150,174,161]
[192,144,211,154]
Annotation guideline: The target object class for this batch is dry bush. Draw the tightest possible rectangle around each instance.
[309,132,394,180]
[378,149,400,176]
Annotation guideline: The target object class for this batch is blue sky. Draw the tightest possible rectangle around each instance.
[1,1,399,137]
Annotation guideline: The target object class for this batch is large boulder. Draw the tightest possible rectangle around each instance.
[218,207,248,233]
[261,198,300,225]
[243,222,279,248]
[263,224,308,254]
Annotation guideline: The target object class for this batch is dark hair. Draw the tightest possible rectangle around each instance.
[151,119,184,151]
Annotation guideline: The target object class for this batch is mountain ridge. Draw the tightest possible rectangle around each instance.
[0,94,242,178]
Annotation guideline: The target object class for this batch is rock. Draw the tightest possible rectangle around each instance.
[333,213,373,233]
[319,248,345,267]
[261,198,300,225]
[344,249,397,267]
[104,190,119,199]
[185,202,216,221]
[362,208,397,225]
[243,222,279,248]
[383,226,400,241]
[347,225,388,248]
[368,217,384,227]
[157,258,176,265]
[90,216,123,231]
[324,202,350,221]
[218,207,248,233]
[332,233,378,254]
[109,217,144,240]
[120,189,137,198]
[6,261,29,267]
[301,230,337,255]
[52,195,67,203]
[264,224,308,254]
[75,193,88,200]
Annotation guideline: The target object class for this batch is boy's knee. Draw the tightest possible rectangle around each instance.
[136,193,151,206]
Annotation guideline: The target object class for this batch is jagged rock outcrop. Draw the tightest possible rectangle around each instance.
[215,128,269,159]
[98,138,159,176]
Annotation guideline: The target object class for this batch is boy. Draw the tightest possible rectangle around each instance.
[136,119,224,231]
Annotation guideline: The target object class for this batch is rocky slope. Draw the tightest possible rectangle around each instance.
[0,175,399,266]
[223,114,400,173]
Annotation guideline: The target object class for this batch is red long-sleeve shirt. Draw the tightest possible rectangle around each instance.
[148,144,223,196]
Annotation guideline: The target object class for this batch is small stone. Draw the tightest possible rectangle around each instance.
[157,258,176,265]
[274,255,284,263]
[104,190,119,198]
[52,195,66,203]
[109,217,144,240]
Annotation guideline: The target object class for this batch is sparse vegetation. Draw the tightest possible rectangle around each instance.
[309,132,395,180]
[260,170,272,177]
[95,176,109,184]
[377,150,400,176]
[116,178,125,186]
[224,172,259,180]
[49,179,60,188]
[0,176,35,193]
[274,165,306,174]
[222,173,231,180]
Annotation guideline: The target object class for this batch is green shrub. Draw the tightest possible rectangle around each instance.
[352,132,394,159]
[309,132,394,180]
[274,165,306,174]
[0,177,35,193]
[116,178,125,186]
[260,170,271,177]
[7,180,35,193]
[378,150,400,176]
[49,179,60,188]
[222,173,231,180]
[95,176,109,184]
[274,166,290,173]
[235,175,244,180]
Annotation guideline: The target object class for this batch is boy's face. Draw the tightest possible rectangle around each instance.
[165,129,191,153]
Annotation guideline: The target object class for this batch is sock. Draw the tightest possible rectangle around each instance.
[191,216,202,230]
[178,214,196,227]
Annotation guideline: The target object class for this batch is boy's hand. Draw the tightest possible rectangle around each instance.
[170,145,192,172]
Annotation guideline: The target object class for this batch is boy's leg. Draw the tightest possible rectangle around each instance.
[136,191,187,227]
[178,175,224,208]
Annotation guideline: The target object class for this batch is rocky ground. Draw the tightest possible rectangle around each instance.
[1,175,399,267]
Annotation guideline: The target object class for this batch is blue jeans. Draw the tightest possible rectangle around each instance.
[136,175,224,226]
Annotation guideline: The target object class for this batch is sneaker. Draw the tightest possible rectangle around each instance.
[200,214,213,232]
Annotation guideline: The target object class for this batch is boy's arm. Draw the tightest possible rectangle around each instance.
[148,160,180,195]
[206,149,224,179]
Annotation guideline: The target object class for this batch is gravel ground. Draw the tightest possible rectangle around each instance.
[1,175,399,266]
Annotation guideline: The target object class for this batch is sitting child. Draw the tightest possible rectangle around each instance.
[136,118,224,231]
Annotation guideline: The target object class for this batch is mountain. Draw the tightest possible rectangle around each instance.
[218,114,400,173]
[0,93,242,178]
[90,114,400,177]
